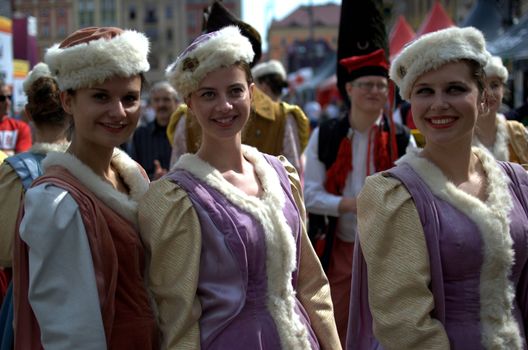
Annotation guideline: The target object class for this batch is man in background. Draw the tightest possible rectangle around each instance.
[0,82,32,155]
[130,81,179,179]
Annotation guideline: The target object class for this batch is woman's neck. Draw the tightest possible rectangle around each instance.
[474,111,498,148]
[421,138,477,186]
[67,140,114,179]
[197,137,245,173]
[33,125,69,145]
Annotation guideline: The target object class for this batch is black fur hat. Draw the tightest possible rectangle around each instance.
[203,1,262,67]
[337,0,388,105]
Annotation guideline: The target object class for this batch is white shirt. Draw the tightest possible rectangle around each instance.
[304,122,416,242]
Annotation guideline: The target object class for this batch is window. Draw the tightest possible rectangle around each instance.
[165,5,172,19]
[145,4,157,23]
[129,5,136,20]
[166,28,172,41]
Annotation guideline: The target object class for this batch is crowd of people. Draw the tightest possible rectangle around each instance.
[1,1,528,349]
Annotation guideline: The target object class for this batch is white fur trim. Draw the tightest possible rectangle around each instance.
[175,145,311,349]
[398,147,522,349]
[484,56,508,83]
[474,114,510,161]
[42,148,149,227]
[45,30,150,90]
[23,63,52,94]
[166,26,254,99]
[29,142,69,155]
[252,59,287,81]
[390,27,490,100]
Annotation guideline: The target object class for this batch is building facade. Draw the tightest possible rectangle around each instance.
[12,0,241,82]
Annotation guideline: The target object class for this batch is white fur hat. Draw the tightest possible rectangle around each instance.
[23,62,52,94]
[251,60,287,81]
[166,26,254,99]
[484,55,508,83]
[45,27,150,91]
[390,26,490,100]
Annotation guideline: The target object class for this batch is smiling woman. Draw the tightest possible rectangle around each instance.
[13,27,159,349]
[139,25,341,350]
[348,26,528,350]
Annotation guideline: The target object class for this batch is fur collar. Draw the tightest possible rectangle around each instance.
[398,147,522,349]
[30,142,69,155]
[42,148,149,227]
[473,113,510,161]
[175,145,311,349]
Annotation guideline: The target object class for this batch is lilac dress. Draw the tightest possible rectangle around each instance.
[348,151,528,350]
[167,152,319,350]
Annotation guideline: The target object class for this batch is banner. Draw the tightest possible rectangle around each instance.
[0,16,13,85]
[13,59,29,114]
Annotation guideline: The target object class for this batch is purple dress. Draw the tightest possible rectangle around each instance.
[348,160,528,350]
[167,153,319,350]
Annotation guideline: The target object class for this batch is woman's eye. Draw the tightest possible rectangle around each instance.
[201,91,215,99]
[123,94,139,104]
[446,85,467,94]
[230,87,244,97]
[414,87,433,95]
[93,93,108,101]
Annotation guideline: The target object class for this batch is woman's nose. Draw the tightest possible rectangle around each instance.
[430,94,449,112]
[216,95,233,113]
[108,100,127,118]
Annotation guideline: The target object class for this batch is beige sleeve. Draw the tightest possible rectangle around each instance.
[138,179,202,350]
[357,174,449,350]
[279,156,341,350]
[0,163,23,267]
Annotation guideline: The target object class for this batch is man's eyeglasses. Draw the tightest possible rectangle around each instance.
[351,82,388,93]
[0,95,12,102]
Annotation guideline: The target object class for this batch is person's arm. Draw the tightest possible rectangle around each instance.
[0,163,23,267]
[19,183,106,349]
[138,179,202,349]
[357,174,450,349]
[303,128,342,216]
[170,116,188,167]
[281,114,302,173]
[279,156,341,349]
[14,121,32,153]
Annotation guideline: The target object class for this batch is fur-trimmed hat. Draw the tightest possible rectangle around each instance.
[44,27,150,91]
[203,1,262,67]
[339,48,389,82]
[23,62,52,95]
[166,26,254,99]
[251,60,287,81]
[390,26,490,100]
[484,55,508,83]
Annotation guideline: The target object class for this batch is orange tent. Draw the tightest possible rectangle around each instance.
[415,1,454,37]
[389,15,415,60]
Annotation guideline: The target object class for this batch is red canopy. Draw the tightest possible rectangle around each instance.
[415,1,454,37]
[389,15,415,60]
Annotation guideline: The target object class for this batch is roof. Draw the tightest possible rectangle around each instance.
[271,3,340,28]
[389,15,415,60]
[415,1,454,37]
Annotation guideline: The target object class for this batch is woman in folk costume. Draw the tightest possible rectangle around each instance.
[13,27,159,349]
[347,26,528,349]
[139,26,340,350]
[474,55,528,166]
[0,62,69,349]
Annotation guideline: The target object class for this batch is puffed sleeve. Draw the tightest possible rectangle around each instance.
[357,174,449,349]
[138,178,202,350]
[19,183,106,349]
[279,156,341,350]
[0,163,23,267]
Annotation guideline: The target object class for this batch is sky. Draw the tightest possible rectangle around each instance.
[241,0,341,52]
